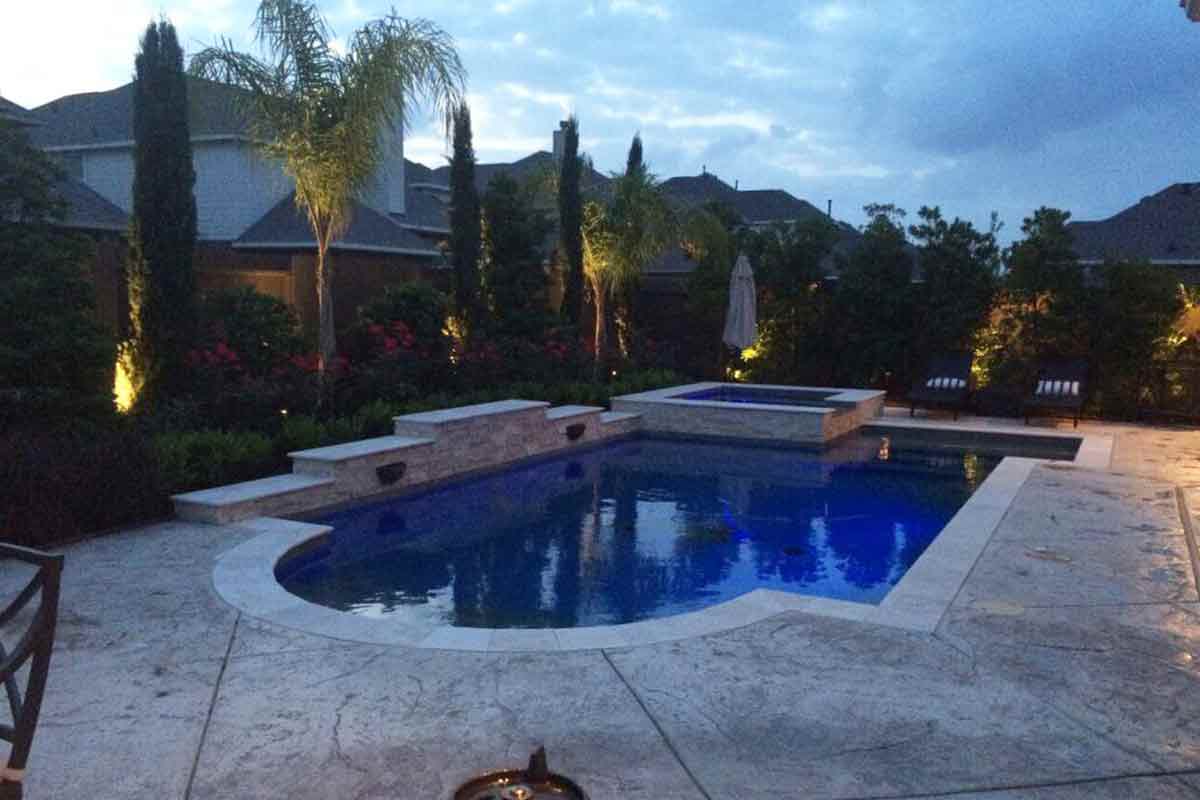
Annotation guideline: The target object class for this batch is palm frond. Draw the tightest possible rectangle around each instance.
[189,43,295,140]
[341,14,465,139]
[254,0,338,95]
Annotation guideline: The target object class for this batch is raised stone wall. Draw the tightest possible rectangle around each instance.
[174,400,641,524]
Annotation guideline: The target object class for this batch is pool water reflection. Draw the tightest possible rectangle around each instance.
[278,434,1074,628]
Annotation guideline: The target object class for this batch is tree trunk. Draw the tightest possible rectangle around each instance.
[614,285,635,360]
[592,284,607,381]
[316,238,336,376]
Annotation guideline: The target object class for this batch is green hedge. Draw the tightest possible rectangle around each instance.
[154,429,281,495]
[0,427,170,547]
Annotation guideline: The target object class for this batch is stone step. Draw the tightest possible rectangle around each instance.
[599,410,642,436]
[545,404,604,421]
[173,473,336,525]
[600,411,640,424]
[290,435,434,472]
[393,399,550,438]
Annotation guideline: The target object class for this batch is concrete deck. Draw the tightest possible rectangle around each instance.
[5,411,1200,799]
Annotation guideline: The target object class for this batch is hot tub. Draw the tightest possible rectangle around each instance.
[612,382,886,445]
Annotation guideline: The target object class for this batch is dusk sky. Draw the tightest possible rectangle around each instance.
[2,0,1195,243]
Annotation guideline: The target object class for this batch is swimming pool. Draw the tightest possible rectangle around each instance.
[276,432,1078,629]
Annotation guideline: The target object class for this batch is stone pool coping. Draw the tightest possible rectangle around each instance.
[211,428,1114,651]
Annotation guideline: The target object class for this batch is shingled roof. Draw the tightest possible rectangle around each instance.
[658,172,858,234]
[0,97,40,127]
[393,184,449,233]
[1067,182,1200,264]
[53,178,128,232]
[659,172,739,209]
[28,77,250,149]
[733,189,827,226]
[429,150,611,196]
[235,193,441,257]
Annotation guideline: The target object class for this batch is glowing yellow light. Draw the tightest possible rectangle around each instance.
[114,358,135,413]
[741,345,760,361]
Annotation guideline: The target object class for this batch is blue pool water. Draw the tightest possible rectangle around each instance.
[279,433,1077,628]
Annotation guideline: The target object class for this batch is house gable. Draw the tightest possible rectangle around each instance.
[1067,182,1200,265]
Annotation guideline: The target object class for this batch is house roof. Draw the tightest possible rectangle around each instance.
[392,185,449,233]
[235,193,441,257]
[1067,182,1200,264]
[658,172,859,234]
[733,189,827,226]
[429,150,611,195]
[643,245,700,275]
[659,172,739,209]
[0,97,40,127]
[54,177,129,232]
[404,158,439,186]
[28,77,250,149]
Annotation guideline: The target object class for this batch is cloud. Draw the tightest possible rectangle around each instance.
[500,82,572,113]
[609,0,670,22]
[5,0,1196,245]
[493,0,532,14]
[725,54,790,80]
[803,2,853,32]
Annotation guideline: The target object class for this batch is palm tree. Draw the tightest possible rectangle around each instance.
[582,158,674,376]
[190,0,465,376]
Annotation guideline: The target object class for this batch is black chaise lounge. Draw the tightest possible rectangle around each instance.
[1023,359,1088,428]
[1,544,63,800]
[909,353,973,420]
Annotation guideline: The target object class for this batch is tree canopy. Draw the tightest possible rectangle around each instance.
[191,0,465,374]
[0,120,116,427]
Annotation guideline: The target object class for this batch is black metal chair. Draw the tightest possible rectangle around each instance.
[1023,359,1088,428]
[909,353,974,420]
[1,544,63,800]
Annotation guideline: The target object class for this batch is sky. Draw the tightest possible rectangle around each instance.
[1,0,1196,244]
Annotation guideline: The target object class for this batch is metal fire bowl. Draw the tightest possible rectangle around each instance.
[452,769,588,800]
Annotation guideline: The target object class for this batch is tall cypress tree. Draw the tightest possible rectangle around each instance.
[448,102,482,336]
[613,133,647,358]
[557,116,584,327]
[125,18,197,409]
[625,132,643,176]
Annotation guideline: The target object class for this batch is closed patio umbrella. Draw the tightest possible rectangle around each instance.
[722,253,757,351]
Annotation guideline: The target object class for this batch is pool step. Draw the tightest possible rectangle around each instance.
[173,473,337,525]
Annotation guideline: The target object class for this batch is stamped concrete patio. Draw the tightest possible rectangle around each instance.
[7,414,1200,799]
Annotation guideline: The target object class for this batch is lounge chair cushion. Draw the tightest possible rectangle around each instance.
[1036,380,1080,397]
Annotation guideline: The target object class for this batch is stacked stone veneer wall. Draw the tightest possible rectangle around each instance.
[173,400,641,524]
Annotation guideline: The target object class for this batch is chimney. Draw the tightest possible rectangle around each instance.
[827,199,832,218]
[553,120,567,161]
[735,179,739,190]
